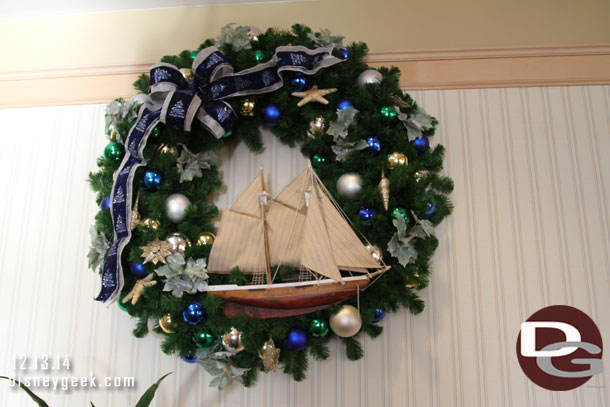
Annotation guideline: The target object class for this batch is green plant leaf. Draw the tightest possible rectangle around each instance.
[134,372,172,407]
[0,376,50,407]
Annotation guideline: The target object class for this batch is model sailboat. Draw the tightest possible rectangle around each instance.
[206,163,390,319]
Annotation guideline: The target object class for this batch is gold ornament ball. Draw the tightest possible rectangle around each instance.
[142,218,161,231]
[166,233,190,254]
[159,314,178,334]
[158,144,179,157]
[388,152,408,169]
[329,305,362,338]
[222,327,244,352]
[240,99,256,116]
[309,117,325,134]
[196,232,215,246]
[179,68,193,81]
[406,272,420,289]
[366,244,383,262]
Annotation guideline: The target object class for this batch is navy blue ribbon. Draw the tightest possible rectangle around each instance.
[96,45,342,302]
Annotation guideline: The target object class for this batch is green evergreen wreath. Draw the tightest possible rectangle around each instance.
[88,24,453,389]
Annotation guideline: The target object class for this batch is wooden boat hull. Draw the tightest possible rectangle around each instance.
[207,276,372,319]
[206,268,389,318]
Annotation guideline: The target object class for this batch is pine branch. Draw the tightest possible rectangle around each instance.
[343,337,363,361]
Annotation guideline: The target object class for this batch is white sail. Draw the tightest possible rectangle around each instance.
[266,204,306,266]
[206,210,267,273]
[208,166,382,280]
[300,183,343,281]
[207,173,267,274]
[231,172,264,217]
[316,181,383,270]
[273,168,310,210]
[266,168,309,266]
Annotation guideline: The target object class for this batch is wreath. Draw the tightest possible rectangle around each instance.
[88,23,453,389]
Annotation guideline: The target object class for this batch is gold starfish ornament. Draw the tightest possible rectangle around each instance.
[258,338,281,372]
[140,238,173,265]
[122,274,157,305]
[292,85,337,107]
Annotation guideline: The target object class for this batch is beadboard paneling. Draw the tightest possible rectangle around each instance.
[1,86,609,406]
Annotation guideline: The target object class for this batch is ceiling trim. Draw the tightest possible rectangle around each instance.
[1,44,609,108]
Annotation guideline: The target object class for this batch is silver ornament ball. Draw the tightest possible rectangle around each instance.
[165,193,191,223]
[337,173,363,199]
[366,244,383,262]
[222,327,245,352]
[357,69,383,87]
[415,170,429,182]
[166,233,189,254]
[248,26,262,41]
[329,305,362,337]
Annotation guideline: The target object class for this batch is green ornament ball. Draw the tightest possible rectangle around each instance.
[392,207,409,223]
[151,127,160,138]
[190,50,199,60]
[309,319,329,337]
[193,331,216,348]
[380,106,397,119]
[312,155,326,165]
[253,50,264,63]
[104,142,124,162]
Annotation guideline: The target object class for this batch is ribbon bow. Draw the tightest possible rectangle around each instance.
[96,45,343,302]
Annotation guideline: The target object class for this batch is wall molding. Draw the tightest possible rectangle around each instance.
[1,44,609,107]
[367,44,610,91]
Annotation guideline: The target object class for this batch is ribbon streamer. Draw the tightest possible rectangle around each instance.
[96,45,343,302]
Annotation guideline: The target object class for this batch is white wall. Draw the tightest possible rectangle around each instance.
[1,86,609,406]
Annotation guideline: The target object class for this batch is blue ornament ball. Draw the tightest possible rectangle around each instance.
[339,47,349,59]
[413,135,430,153]
[181,350,198,363]
[183,301,205,325]
[284,327,308,351]
[291,74,307,91]
[366,137,381,152]
[372,308,386,323]
[425,200,436,215]
[129,263,147,278]
[100,196,111,211]
[337,99,353,111]
[358,207,376,222]
[142,170,163,192]
[262,104,281,126]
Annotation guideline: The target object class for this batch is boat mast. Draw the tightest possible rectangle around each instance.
[260,169,273,284]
